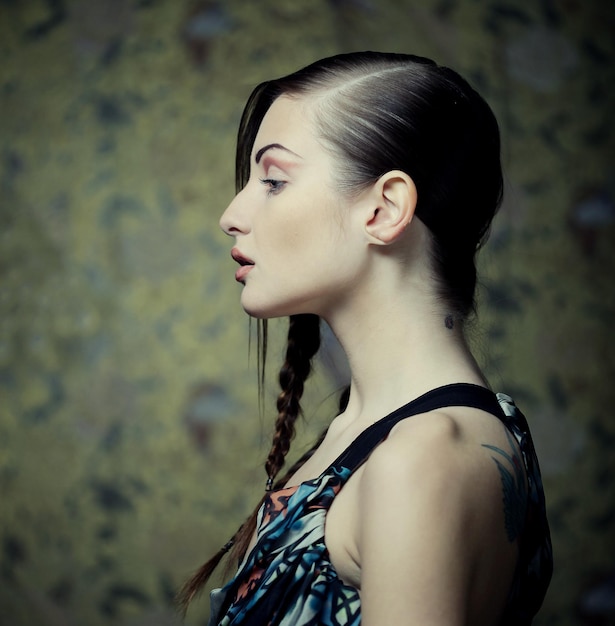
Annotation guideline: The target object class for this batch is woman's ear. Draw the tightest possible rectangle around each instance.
[364,170,418,245]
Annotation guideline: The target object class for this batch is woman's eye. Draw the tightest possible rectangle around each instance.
[259,178,286,195]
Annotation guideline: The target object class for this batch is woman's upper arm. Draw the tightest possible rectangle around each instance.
[357,413,517,626]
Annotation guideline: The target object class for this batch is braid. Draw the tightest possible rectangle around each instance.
[176,314,321,612]
[265,313,321,488]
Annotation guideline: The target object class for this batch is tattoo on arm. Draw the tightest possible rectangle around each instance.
[482,430,528,542]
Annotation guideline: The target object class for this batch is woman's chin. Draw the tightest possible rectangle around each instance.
[240,296,278,320]
[240,295,306,320]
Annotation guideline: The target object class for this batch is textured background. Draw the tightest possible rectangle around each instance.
[1,1,614,624]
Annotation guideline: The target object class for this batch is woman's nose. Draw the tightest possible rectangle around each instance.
[219,189,250,236]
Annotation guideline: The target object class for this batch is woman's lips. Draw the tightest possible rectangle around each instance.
[231,248,254,283]
[235,265,253,283]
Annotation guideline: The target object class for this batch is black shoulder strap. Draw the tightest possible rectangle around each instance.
[331,383,504,474]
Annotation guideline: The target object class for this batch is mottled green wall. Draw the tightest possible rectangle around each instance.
[1,1,614,624]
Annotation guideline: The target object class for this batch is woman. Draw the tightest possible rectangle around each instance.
[180,51,553,625]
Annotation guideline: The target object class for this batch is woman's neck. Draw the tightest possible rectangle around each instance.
[323,279,487,428]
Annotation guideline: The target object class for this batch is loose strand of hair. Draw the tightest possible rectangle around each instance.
[257,318,268,416]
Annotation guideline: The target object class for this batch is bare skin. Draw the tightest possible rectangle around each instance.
[221,96,524,626]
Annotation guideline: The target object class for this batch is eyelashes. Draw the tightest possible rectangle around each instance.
[259,178,286,196]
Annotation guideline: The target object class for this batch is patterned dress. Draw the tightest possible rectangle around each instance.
[208,384,553,625]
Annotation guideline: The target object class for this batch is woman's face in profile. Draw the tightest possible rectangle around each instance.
[219,96,370,320]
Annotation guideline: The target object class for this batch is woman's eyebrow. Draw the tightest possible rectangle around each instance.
[255,143,302,164]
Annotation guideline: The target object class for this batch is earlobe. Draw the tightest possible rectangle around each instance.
[364,171,418,245]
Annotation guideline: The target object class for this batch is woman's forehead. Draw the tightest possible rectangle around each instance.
[252,96,318,161]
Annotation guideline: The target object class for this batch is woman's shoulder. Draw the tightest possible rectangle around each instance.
[363,403,518,486]
[352,406,522,623]
[353,403,525,573]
